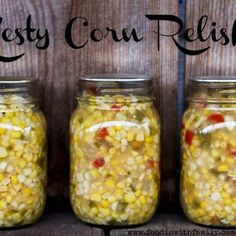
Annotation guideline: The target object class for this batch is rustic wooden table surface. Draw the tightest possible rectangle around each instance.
[0,214,103,236]
[1,213,236,236]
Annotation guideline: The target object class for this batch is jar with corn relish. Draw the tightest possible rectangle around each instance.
[181,76,236,227]
[70,74,160,225]
[0,77,47,228]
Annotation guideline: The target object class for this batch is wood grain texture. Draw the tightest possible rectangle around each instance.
[0,0,179,209]
[0,213,104,236]
[2,213,236,236]
[185,0,236,80]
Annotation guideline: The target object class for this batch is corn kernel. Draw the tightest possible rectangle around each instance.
[127,132,134,142]
[222,192,230,199]
[18,159,27,168]
[6,195,12,203]
[0,128,6,135]
[224,198,232,205]
[91,193,102,202]
[115,126,122,131]
[117,181,125,188]
[145,136,153,143]
[124,193,136,203]
[101,200,109,208]
[196,209,205,216]
[120,213,128,220]
[136,133,144,142]
[0,147,8,158]
[90,169,98,178]
[106,179,115,187]
[135,190,141,197]
[109,147,116,155]
[139,195,146,205]
[90,207,98,215]
[200,202,207,208]
[11,175,18,184]
[217,164,229,172]
[108,127,116,136]
[0,200,6,209]
[111,159,119,167]
[0,173,4,181]
[108,196,116,203]
[14,144,24,151]
[116,97,124,103]
[9,130,22,139]
[22,188,31,197]
[100,208,110,216]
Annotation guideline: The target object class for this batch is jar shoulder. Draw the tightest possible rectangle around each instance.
[70,103,160,131]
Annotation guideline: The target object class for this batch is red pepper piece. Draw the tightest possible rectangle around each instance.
[147,159,156,168]
[93,157,105,168]
[227,145,236,156]
[86,85,97,95]
[185,130,194,145]
[111,104,122,111]
[96,127,109,139]
[195,101,207,109]
[226,144,234,156]
[194,95,208,109]
[207,114,224,123]
[229,150,236,156]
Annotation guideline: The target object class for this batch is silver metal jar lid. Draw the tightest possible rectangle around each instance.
[190,76,236,83]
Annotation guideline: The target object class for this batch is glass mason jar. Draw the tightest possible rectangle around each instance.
[180,76,236,227]
[0,77,47,228]
[70,74,160,226]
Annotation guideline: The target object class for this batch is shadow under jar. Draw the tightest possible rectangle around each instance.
[70,74,160,226]
[0,77,47,228]
[180,76,236,227]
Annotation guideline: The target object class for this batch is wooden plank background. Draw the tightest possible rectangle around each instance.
[185,0,236,80]
[0,0,179,210]
[0,0,235,216]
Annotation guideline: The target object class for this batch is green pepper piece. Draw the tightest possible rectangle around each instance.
[94,141,102,148]
[89,201,96,208]
[210,168,219,176]
[107,219,119,225]
[192,200,201,208]
[201,140,211,148]
[130,184,136,192]
[116,201,127,212]
[134,110,145,121]
[199,132,212,148]
[78,117,84,123]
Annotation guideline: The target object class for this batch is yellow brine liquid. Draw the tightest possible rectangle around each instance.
[181,76,236,227]
[0,78,47,228]
[70,75,160,225]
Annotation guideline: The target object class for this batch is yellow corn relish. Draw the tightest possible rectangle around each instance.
[0,93,46,227]
[70,75,160,225]
[181,76,236,227]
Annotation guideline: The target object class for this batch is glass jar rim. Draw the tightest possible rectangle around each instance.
[80,74,150,82]
[0,77,39,103]
[190,76,236,84]
[77,74,153,99]
[188,76,236,104]
[0,76,38,84]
